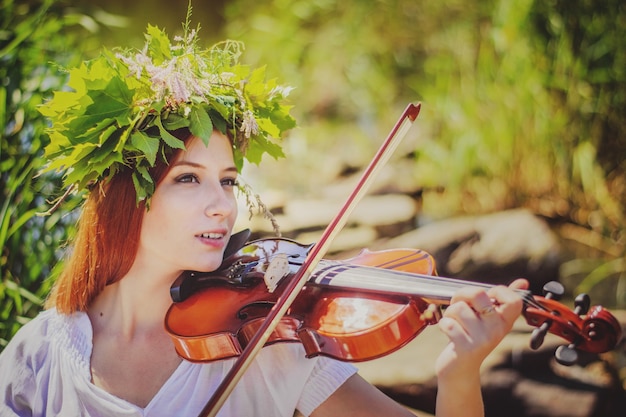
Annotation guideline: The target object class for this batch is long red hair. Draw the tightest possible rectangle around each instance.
[46,131,192,313]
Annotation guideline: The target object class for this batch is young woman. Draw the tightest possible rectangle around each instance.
[0,16,528,417]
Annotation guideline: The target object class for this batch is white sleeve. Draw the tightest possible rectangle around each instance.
[296,356,357,416]
[0,314,51,417]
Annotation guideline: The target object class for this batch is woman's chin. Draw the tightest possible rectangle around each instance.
[189,259,224,273]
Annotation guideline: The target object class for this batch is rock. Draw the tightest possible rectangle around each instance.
[481,348,626,417]
[296,225,379,253]
[243,193,420,252]
[375,344,626,417]
[377,209,562,293]
[362,309,626,417]
[282,194,417,230]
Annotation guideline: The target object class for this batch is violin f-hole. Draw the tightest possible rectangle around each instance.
[237,301,276,320]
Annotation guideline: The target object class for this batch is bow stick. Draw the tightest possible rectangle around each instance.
[198,102,422,417]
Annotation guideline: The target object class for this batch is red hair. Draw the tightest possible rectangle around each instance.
[46,132,192,313]
[45,171,145,313]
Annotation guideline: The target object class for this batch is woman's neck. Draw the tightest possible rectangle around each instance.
[88,261,181,340]
[87,262,185,408]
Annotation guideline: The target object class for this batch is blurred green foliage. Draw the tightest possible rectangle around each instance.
[0,0,119,347]
[222,0,624,218]
[1,0,624,352]
[221,0,625,305]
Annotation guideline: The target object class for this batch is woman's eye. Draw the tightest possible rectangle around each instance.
[222,178,238,187]
[176,174,199,183]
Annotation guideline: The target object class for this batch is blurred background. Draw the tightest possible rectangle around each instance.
[1,0,625,415]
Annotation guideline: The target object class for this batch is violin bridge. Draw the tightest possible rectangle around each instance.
[264,253,290,293]
[420,303,442,324]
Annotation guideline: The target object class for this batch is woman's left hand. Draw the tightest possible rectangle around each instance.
[435,278,529,378]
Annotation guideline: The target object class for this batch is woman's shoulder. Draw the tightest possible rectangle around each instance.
[0,310,94,414]
[0,308,92,367]
[3,309,57,353]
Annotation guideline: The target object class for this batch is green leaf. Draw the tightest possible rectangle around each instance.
[257,102,296,134]
[208,109,227,134]
[38,90,78,118]
[42,130,73,158]
[146,24,172,64]
[162,113,190,131]
[68,76,133,133]
[132,171,155,204]
[130,131,160,166]
[43,141,97,174]
[135,164,153,183]
[86,133,124,178]
[256,116,280,139]
[189,105,213,145]
[245,66,269,97]
[132,172,148,202]
[246,136,284,165]
[96,123,119,146]
[154,116,186,150]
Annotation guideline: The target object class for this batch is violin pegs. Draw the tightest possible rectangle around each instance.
[530,321,551,350]
[542,281,565,301]
[555,344,579,366]
[573,293,591,316]
[587,321,598,339]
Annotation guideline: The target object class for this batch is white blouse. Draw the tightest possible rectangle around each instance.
[0,309,357,417]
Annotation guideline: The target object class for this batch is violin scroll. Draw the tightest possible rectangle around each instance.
[523,281,622,366]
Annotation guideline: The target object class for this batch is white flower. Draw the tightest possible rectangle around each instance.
[169,73,191,103]
[269,85,294,99]
[240,110,259,138]
[116,45,154,79]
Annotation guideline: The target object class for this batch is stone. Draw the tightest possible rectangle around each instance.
[377,209,562,293]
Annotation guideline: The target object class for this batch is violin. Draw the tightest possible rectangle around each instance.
[165,231,622,367]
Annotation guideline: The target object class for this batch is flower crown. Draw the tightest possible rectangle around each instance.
[39,14,296,204]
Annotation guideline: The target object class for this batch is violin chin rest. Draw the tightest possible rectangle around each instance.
[223,229,252,260]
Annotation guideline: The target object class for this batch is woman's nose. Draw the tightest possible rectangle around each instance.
[204,187,236,218]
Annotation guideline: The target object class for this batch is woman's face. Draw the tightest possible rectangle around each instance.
[137,131,239,275]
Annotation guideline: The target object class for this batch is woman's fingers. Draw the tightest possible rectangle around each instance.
[509,278,530,290]
[439,280,528,356]
[435,279,530,378]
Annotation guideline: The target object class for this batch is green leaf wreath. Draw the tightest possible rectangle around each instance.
[39,11,296,205]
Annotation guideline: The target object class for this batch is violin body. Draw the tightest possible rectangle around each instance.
[165,236,622,365]
[165,238,439,362]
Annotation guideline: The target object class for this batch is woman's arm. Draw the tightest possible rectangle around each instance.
[434,279,527,417]
[311,372,417,417]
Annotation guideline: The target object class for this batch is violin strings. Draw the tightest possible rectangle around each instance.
[216,246,550,312]
[310,260,551,312]
[245,241,548,310]
[311,260,485,302]
[519,292,547,311]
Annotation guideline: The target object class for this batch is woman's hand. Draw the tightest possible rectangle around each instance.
[436,278,528,376]
[434,278,528,417]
